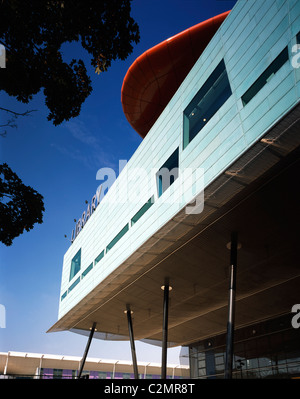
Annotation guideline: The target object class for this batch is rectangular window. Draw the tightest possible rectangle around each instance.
[131,196,154,226]
[157,148,179,197]
[183,59,232,148]
[81,262,93,278]
[68,276,80,293]
[61,291,67,301]
[94,250,104,265]
[106,224,129,252]
[242,46,289,106]
[69,248,81,281]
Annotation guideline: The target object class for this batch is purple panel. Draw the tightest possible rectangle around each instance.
[42,368,53,379]
[152,374,160,379]
[62,369,73,379]
[89,371,99,379]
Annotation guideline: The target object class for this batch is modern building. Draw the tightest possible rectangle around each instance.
[49,0,300,379]
[0,351,189,379]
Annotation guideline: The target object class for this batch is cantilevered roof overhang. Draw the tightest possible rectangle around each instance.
[49,103,300,347]
[121,11,230,138]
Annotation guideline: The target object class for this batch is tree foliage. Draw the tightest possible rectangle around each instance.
[0,0,140,125]
[0,163,45,246]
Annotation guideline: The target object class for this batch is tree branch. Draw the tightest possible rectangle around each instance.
[0,192,14,200]
[0,107,37,116]
[0,108,38,137]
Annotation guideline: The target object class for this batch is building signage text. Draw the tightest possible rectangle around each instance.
[71,185,102,243]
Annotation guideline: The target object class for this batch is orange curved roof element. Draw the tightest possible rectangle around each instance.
[121,11,230,138]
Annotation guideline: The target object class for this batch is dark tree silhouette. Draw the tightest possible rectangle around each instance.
[0,163,45,246]
[0,0,140,125]
[0,1,140,245]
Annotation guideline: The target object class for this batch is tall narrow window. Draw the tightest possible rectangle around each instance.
[69,248,81,281]
[157,148,179,197]
[183,59,232,149]
[242,46,289,106]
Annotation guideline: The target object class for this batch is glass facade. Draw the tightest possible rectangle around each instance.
[189,314,300,379]
[183,59,232,149]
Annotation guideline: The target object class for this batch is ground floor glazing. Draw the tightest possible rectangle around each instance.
[189,313,300,379]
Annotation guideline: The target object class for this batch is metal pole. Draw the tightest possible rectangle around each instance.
[161,283,170,379]
[78,322,97,379]
[224,232,238,379]
[126,309,139,379]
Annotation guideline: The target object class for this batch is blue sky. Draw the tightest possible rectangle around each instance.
[0,0,237,365]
